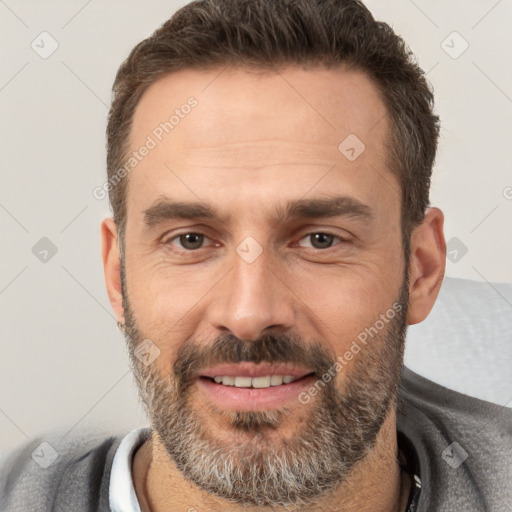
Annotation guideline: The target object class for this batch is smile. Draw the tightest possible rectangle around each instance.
[196,363,315,410]
[204,375,303,388]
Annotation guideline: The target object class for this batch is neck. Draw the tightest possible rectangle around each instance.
[133,405,410,512]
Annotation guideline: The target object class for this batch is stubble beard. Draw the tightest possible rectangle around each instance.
[121,263,408,507]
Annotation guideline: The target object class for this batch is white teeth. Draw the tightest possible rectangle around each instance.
[211,375,300,388]
[252,376,271,388]
[270,375,284,386]
[221,376,235,386]
[234,376,252,388]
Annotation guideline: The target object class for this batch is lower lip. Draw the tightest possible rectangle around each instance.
[197,376,315,411]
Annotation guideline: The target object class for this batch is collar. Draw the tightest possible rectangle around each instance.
[109,428,150,512]
[397,430,422,511]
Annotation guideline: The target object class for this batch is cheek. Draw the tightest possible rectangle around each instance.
[290,263,404,353]
[124,255,222,376]
[125,250,215,324]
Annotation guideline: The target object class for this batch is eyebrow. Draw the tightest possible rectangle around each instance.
[278,196,373,223]
[142,195,373,228]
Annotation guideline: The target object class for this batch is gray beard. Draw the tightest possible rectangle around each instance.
[122,276,408,507]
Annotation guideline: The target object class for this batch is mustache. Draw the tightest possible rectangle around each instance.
[172,332,336,391]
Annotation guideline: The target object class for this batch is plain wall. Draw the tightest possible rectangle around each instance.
[1,0,511,454]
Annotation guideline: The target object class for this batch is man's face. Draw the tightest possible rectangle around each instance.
[120,66,407,506]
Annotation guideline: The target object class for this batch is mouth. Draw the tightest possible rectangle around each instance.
[201,374,306,388]
[196,362,316,410]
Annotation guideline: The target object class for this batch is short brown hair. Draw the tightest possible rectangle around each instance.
[106,0,439,246]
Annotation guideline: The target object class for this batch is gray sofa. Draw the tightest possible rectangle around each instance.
[404,276,512,407]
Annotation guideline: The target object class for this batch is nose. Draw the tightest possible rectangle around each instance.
[206,246,295,341]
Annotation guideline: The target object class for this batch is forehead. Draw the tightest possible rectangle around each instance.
[131,65,388,149]
[126,65,397,225]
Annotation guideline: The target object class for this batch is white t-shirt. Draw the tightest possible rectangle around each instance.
[109,428,149,512]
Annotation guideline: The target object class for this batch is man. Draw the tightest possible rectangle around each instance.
[1,0,511,511]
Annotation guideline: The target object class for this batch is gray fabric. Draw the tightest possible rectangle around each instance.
[405,277,512,406]
[1,367,511,511]
[0,429,123,512]
[398,367,512,511]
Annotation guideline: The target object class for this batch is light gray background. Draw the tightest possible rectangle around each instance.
[1,0,511,454]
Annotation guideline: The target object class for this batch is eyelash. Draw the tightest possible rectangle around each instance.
[164,231,348,252]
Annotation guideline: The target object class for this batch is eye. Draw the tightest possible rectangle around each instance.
[167,232,210,250]
[297,232,344,250]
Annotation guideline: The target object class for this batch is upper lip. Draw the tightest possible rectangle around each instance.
[198,362,313,379]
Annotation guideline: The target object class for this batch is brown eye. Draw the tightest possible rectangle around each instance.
[309,233,335,249]
[298,232,341,250]
[174,233,205,250]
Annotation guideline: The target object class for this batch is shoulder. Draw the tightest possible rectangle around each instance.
[398,366,512,511]
[0,427,128,512]
[399,365,512,436]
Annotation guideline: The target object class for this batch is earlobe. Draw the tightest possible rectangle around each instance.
[406,207,446,325]
[101,218,125,323]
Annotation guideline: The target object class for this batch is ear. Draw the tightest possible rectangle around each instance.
[406,207,446,325]
[101,217,124,323]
